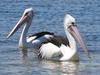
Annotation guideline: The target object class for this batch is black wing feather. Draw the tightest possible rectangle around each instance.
[29,31,54,40]
[42,35,70,47]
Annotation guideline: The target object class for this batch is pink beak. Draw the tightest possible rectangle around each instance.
[69,25,90,58]
[7,14,29,38]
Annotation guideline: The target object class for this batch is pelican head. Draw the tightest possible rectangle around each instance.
[64,14,89,55]
[64,14,76,29]
[7,8,33,38]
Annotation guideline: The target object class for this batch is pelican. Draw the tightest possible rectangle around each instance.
[7,8,89,61]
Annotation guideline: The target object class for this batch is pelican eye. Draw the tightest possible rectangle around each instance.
[25,12,29,16]
[72,22,77,27]
[71,22,75,25]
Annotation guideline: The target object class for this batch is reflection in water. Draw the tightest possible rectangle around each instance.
[21,48,29,65]
[40,60,79,75]
[21,49,34,66]
[21,49,79,75]
[20,49,99,75]
[20,49,34,75]
[22,49,28,58]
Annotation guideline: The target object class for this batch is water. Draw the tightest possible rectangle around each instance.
[0,0,100,75]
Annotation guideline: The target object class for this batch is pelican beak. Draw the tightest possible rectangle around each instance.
[7,14,29,39]
[69,25,90,57]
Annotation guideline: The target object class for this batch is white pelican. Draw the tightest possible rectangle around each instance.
[7,8,90,61]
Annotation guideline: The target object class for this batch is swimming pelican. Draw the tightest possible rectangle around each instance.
[7,8,89,61]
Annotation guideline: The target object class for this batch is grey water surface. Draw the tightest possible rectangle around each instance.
[0,0,100,75]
